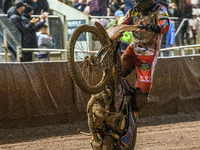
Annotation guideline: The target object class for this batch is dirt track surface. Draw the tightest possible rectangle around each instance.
[0,112,200,150]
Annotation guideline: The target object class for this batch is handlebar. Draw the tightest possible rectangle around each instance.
[94,22,147,41]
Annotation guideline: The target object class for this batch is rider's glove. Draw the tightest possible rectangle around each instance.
[145,23,161,33]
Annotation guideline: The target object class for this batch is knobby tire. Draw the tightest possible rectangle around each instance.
[67,25,112,94]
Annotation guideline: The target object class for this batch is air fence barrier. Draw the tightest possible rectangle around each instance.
[0,56,200,128]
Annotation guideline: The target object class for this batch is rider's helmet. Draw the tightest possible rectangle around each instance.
[131,0,153,12]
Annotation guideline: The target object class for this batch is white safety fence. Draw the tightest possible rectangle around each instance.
[16,47,67,62]
[1,44,200,62]
[159,44,200,58]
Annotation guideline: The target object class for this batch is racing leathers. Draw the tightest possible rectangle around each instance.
[120,3,170,94]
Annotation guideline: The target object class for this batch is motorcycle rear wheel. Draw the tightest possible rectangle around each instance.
[126,125,137,150]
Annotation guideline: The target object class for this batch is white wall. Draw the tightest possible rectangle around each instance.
[48,0,90,23]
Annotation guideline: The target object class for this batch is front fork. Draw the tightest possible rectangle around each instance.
[97,42,117,68]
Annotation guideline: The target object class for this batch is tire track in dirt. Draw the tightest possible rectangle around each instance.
[0,112,200,150]
[135,121,200,150]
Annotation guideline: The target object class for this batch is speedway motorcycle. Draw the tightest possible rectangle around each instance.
[67,22,140,149]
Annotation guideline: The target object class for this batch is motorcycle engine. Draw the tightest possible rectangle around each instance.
[92,90,127,134]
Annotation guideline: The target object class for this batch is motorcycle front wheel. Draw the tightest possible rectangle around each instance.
[67,25,112,94]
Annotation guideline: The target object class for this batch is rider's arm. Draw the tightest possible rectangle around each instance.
[157,6,170,34]
[145,6,170,34]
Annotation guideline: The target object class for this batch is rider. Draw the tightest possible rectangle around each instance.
[120,0,170,98]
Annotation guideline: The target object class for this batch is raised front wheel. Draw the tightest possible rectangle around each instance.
[67,25,112,94]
